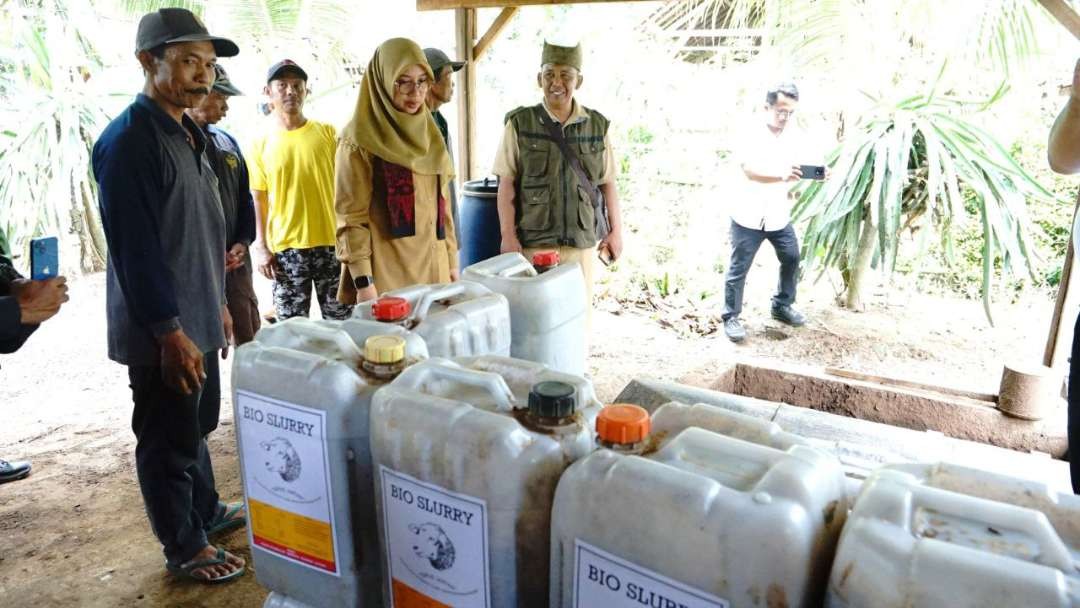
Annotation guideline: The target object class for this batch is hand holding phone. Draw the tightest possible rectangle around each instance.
[12,276,69,324]
[798,165,826,180]
[598,244,613,266]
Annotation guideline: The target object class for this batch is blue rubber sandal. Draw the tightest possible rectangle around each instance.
[166,547,245,584]
[205,502,246,537]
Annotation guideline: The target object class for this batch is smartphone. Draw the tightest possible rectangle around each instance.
[799,165,826,180]
[30,236,59,280]
[598,245,613,267]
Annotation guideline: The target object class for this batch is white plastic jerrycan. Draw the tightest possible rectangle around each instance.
[354,281,511,359]
[370,356,602,608]
[552,404,849,608]
[827,466,1080,608]
[649,400,876,499]
[461,251,587,376]
[234,317,427,608]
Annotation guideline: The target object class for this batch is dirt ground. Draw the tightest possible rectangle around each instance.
[0,254,1062,607]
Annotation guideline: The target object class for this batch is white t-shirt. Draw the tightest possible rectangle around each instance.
[731,121,812,232]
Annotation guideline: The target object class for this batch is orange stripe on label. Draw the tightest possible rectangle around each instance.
[392,578,451,608]
[249,498,336,573]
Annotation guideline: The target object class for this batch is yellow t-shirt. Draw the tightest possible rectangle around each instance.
[249,120,338,253]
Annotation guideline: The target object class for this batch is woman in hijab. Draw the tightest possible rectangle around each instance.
[335,37,458,304]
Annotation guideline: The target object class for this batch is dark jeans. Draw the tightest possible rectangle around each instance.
[723,220,800,320]
[1067,313,1080,493]
[129,352,221,565]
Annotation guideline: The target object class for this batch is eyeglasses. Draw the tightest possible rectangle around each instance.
[772,108,795,118]
[394,78,430,94]
[541,71,578,84]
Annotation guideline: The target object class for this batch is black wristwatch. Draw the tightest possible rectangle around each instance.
[353,275,374,289]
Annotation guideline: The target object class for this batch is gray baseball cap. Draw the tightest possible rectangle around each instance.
[212,64,243,96]
[135,8,239,57]
[266,59,308,84]
[423,48,465,76]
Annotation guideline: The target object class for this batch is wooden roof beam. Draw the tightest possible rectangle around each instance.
[418,0,654,11]
[1037,0,1080,40]
[474,7,518,60]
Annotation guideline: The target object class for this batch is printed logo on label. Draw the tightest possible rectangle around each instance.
[381,466,490,608]
[237,391,339,576]
[573,539,729,608]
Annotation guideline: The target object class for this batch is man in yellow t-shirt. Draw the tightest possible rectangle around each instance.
[249,59,351,320]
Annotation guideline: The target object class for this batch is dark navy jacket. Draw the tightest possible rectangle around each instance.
[93,94,226,365]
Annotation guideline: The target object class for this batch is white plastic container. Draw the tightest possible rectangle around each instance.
[233,318,426,608]
[462,252,587,376]
[370,356,602,607]
[551,414,849,608]
[827,468,1080,608]
[649,400,810,450]
[354,281,511,359]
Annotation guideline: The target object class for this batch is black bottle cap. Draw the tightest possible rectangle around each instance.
[528,381,577,419]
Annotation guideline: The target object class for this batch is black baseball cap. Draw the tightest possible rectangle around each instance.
[423,48,465,76]
[212,64,243,96]
[267,59,308,84]
[135,8,239,57]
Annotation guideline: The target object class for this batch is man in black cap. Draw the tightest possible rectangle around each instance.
[186,64,260,346]
[92,7,246,584]
[249,59,349,321]
[424,47,465,244]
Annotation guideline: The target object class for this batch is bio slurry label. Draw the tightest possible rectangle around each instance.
[380,466,490,608]
[237,390,339,576]
[573,540,730,608]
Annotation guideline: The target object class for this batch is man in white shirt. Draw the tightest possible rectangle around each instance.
[724,83,814,342]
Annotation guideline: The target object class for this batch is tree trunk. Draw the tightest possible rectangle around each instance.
[844,214,877,311]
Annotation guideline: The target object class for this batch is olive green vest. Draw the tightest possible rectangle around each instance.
[506,103,610,248]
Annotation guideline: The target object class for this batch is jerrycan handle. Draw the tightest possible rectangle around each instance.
[467,252,535,278]
[898,479,1074,571]
[402,361,516,412]
[267,319,363,361]
[495,258,537,278]
[433,365,515,412]
[412,283,467,322]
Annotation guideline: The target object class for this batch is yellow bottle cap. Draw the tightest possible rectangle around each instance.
[363,335,406,364]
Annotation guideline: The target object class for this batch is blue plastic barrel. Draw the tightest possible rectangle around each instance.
[458,177,501,269]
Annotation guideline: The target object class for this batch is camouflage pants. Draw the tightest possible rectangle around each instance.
[272,246,353,321]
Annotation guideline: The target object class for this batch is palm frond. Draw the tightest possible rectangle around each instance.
[795,89,1056,323]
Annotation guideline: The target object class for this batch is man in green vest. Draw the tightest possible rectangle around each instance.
[493,41,624,325]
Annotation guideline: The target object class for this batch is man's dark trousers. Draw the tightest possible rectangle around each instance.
[723,220,800,320]
[1067,313,1080,493]
[129,352,221,565]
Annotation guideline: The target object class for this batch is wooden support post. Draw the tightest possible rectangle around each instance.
[474,7,518,61]
[1043,237,1076,367]
[455,7,478,181]
[1043,197,1080,368]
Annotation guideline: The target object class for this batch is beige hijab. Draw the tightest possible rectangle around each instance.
[340,37,454,177]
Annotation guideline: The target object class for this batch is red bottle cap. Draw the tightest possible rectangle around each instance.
[532,250,559,267]
[372,297,410,321]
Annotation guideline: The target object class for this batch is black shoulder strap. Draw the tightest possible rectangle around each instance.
[535,107,601,207]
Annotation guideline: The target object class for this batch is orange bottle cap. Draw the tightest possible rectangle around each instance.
[596,404,650,445]
[532,250,559,267]
[372,296,410,321]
